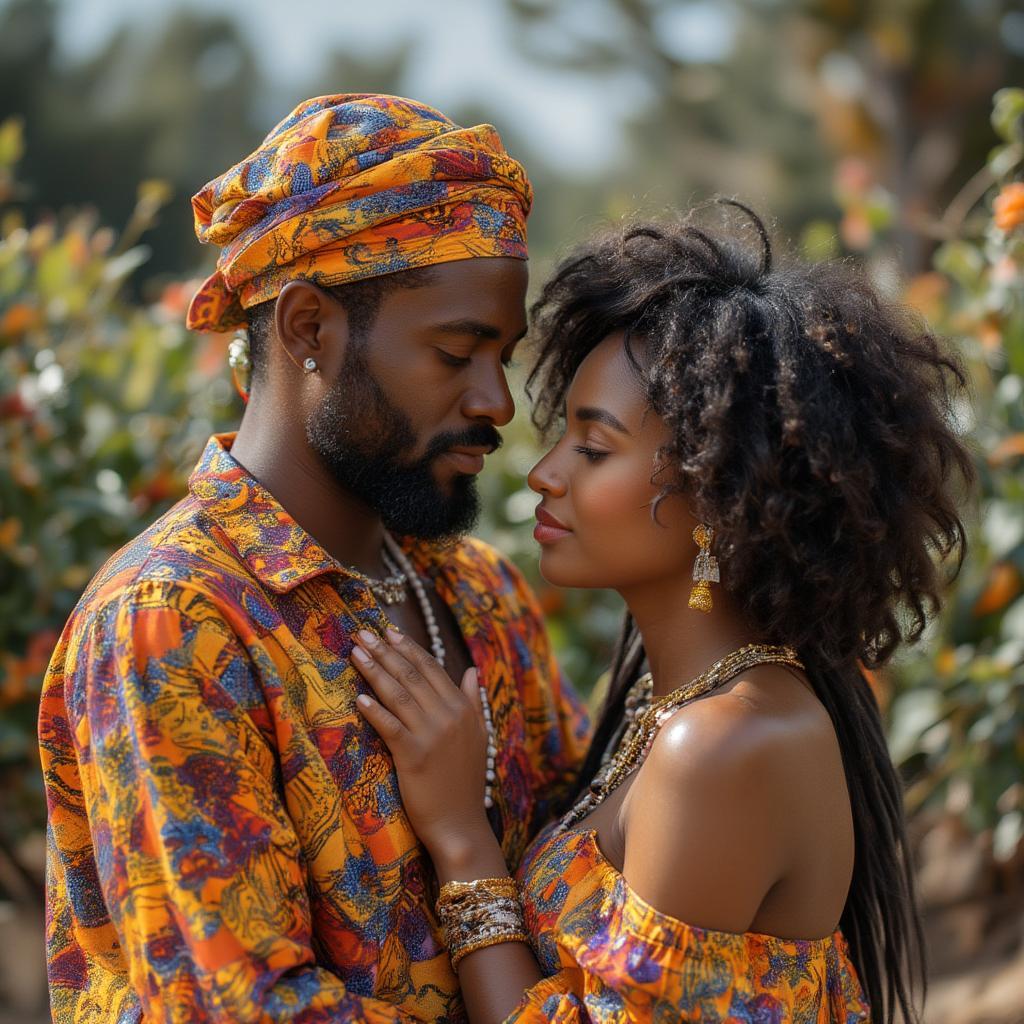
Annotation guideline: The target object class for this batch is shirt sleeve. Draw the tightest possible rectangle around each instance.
[51,578,418,1024]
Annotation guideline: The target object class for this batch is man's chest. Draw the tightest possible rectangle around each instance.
[245,573,542,865]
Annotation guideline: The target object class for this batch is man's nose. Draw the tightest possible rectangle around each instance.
[462,363,516,426]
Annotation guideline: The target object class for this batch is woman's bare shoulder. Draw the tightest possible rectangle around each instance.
[620,668,840,932]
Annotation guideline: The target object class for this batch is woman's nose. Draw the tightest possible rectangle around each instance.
[527,447,566,496]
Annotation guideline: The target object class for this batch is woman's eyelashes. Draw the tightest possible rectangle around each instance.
[572,445,609,463]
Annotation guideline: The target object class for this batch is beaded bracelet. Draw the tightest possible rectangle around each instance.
[436,877,530,969]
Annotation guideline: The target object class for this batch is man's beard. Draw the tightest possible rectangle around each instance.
[306,348,501,540]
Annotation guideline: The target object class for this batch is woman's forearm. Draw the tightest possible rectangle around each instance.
[453,938,545,1024]
[432,830,545,1024]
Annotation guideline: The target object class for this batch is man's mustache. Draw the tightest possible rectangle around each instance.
[423,425,504,462]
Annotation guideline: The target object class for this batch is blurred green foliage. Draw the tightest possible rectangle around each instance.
[880,89,1024,859]
[0,123,238,858]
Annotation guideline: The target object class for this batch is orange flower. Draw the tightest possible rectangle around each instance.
[989,433,1024,466]
[904,272,948,321]
[974,562,1022,617]
[994,182,1024,233]
[840,208,872,251]
[1,302,39,337]
[158,279,201,320]
[0,518,20,549]
[976,315,1003,352]
[25,629,58,673]
[835,157,873,199]
[0,629,58,707]
[934,647,957,676]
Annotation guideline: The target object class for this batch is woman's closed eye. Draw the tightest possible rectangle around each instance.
[573,445,609,462]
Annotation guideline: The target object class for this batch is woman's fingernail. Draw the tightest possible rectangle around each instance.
[385,626,402,642]
[352,645,372,664]
[356,694,373,708]
[356,629,378,647]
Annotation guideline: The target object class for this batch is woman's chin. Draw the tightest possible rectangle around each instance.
[537,547,594,589]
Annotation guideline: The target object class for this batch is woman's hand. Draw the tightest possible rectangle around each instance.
[351,627,494,865]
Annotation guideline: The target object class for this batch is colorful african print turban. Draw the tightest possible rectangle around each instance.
[186,94,533,333]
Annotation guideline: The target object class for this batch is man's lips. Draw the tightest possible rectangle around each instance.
[442,446,493,475]
[534,506,572,544]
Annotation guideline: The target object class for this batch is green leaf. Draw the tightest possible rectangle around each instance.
[992,88,1024,145]
[934,240,986,291]
[988,142,1023,179]
[800,220,840,261]
[0,118,24,170]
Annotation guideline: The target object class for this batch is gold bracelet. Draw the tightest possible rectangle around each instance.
[435,876,528,970]
[437,876,519,908]
[450,929,531,970]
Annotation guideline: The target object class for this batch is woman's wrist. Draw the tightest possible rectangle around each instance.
[429,823,510,884]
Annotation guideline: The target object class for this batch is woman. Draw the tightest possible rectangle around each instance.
[349,204,973,1023]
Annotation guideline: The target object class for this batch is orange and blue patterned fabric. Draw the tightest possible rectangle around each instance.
[186,94,533,333]
[39,433,587,1023]
[508,825,871,1022]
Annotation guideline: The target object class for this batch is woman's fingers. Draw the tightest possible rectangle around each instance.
[350,627,482,745]
[382,628,464,708]
[351,638,427,729]
[461,667,483,715]
[355,691,406,744]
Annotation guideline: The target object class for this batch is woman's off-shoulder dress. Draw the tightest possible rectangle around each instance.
[506,823,871,1022]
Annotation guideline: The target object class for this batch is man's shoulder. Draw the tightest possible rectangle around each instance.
[70,494,248,627]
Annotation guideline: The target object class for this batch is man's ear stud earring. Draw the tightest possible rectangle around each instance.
[303,357,318,373]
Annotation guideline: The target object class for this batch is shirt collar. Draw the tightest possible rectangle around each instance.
[187,433,447,595]
[188,432,348,593]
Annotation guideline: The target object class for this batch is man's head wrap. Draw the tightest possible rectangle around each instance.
[186,93,533,333]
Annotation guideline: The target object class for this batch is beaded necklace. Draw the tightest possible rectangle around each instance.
[381,534,498,810]
[555,643,804,834]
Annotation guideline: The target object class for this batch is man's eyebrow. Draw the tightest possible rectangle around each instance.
[432,319,528,343]
[574,406,632,435]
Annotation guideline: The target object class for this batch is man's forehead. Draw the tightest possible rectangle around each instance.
[379,258,528,325]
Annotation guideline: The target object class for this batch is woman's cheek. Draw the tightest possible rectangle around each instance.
[573,462,666,575]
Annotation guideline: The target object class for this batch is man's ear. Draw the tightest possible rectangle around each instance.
[274,281,349,377]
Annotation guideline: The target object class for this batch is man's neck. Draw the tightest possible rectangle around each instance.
[229,412,389,577]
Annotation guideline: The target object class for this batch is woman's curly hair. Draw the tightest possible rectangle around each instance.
[527,203,975,1024]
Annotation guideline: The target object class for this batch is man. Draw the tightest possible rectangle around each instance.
[39,94,587,1023]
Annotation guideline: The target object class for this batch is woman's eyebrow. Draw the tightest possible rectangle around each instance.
[574,406,632,435]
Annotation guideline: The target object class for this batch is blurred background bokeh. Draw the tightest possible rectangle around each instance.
[1,1,1022,1020]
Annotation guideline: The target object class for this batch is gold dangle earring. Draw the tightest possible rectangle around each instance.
[688,524,719,613]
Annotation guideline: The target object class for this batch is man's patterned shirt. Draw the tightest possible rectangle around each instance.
[39,433,588,1023]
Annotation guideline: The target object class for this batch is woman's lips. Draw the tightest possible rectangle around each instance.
[534,506,572,544]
